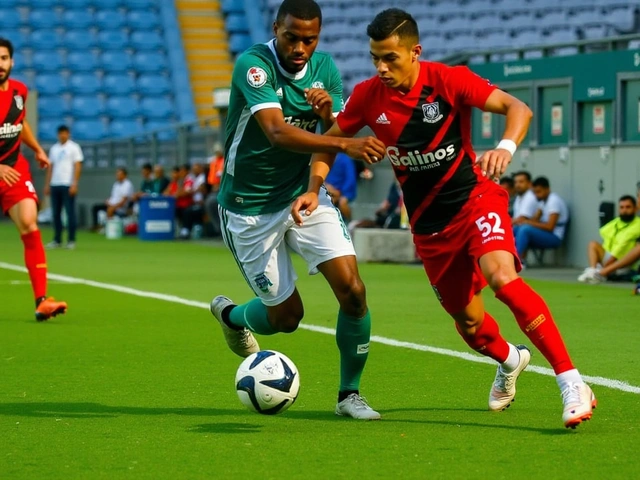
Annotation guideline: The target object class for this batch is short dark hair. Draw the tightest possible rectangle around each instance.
[367,8,419,44]
[117,167,128,176]
[172,166,180,173]
[513,170,532,182]
[142,162,152,171]
[57,125,69,133]
[180,163,191,171]
[0,37,14,58]
[499,176,514,188]
[276,0,322,26]
[619,194,637,207]
[532,176,550,188]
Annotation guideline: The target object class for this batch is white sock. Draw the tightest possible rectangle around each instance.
[500,344,521,373]
[556,369,583,391]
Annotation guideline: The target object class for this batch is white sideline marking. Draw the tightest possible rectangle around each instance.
[2,261,639,395]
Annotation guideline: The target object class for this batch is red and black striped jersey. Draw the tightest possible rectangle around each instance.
[337,62,497,234]
[0,79,28,167]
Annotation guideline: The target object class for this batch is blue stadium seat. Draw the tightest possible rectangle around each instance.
[31,51,65,72]
[95,11,127,30]
[69,73,102,94]
[137,75,172,95]
[30,30,64,50]
[106,96,140,118]
[98,30,130,50]
[73,119,109,141]
[127,10,161,30]
[96,0,124,8]
[145,121,177,141]
[0,10,23,28]
[103,74,136,95]
[130,31,165,50]
[110,119,144,138]
[38,119,62,142]
[229,33,253,54]
[34,74,67,95]
[71,96,106,117]
[133,52,168,73]
[38,96,71,117]
[225,14,249,33]
[125,0,158,9]
[29,9,60,28]
[63,0,93,8]
[140,97,174,119]
[26,0,59,7]
[64,30,99,49]
[67,52,100,72]
[62,10,95,29]
[221,0,244,14]
[101,51,134,72]
[3,30,29,50]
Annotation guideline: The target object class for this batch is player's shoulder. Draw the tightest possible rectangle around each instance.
[309,49,337,67]
[351,75,382,97]
[236,43,274,68]
[8,78,28,94]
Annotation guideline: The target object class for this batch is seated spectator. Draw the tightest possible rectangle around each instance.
[579,195,640,283]
[164,166,180,196]
[325,152,358,222]
[513,176,569,264]
[153,164,170,195]
[133,163,154,201]
[167,164,194,233]
[205,144,225,238]
[91,168,135,230]
[512,170,538,222]
[179,163,207,239]
[499,175,515,217]
[350,181,402,231]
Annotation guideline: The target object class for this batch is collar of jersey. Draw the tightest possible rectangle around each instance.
[267,39,308,80]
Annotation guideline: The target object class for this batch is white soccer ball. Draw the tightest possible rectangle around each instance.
[235,350,300,415]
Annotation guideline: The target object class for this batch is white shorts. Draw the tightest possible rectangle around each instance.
[219,188,355,306]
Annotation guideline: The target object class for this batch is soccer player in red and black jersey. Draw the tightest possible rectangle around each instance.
[292,10,596,428]
[0,38,67,321]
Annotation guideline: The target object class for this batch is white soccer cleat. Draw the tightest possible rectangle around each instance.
[580,268,606,284]
[210,295,260,358]
[562,383,597,429]
[488,344,532,411]
[335,393,381,420]
[577,267,597,283]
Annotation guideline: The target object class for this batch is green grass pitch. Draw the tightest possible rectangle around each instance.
[0,224,638,479]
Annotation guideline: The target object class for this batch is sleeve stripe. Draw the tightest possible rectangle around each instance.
[249,102,282,114]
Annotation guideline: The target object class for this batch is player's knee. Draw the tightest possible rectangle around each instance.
[18,222,38,236]
[272,309,304,333]
[486,263,518,291]
[455,316,483,337]
[336,278,367,317]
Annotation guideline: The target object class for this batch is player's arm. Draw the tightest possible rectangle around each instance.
[522,212,559,232]
[20,120,50,168]
[44,147,53,195]
[70,146,83,195]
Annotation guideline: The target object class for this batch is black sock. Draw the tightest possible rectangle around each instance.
[35,296,46,308]
[221,305,242,331]
[338,390,359,403]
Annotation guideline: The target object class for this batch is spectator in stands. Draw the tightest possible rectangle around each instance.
[512,170,538,223]
[325,152,358,222]
[499,175,515,217]
[350,180,402,231]
[579,195,640,283]
[44,125,83,249]
[133,163,154,201]
[205,144,225,238]
[178,163,207,239]
[91,167,135,231]
[514,176,569,264]
[153,164,170,195]
[164,166,180,197]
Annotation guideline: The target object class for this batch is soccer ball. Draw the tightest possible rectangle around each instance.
[235,350,300,415]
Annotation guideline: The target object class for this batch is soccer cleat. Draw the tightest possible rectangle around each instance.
[35,297,67,322]
[577,267,597,282]
[65,242,76,250]
[335,393,381,420]
[45,241,61,249]
[581,269,606,284]
[562,383,597,429]
[488,344,532,411]
[210,295,260,358]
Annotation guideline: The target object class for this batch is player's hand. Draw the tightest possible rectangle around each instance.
[475,148,512,179]
[304,88,333,122]
[0,164,21,186]
[35,149,50,169]
[291,192,319,226]
[344,137,386,164]
[69,184,78,196]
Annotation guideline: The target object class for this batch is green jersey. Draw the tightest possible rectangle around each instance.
[218,39,343,215]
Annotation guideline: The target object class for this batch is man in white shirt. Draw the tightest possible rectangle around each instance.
[514,176,569,263]
[512,170,539,222]
[90,168,135,230]
[44,125,83,249]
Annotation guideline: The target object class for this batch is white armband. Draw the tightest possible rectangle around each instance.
[496,139,517,156]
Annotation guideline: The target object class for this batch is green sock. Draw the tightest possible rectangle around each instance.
[336,309,371,392]
[228,298,277,335]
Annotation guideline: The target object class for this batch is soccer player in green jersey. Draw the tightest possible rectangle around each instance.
[210,0,386,419]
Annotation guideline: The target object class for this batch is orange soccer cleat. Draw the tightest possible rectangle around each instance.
[35,297,68,322]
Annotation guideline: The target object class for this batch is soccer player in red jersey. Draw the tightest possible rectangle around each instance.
[0,38,67,321]
[291,10,596,428]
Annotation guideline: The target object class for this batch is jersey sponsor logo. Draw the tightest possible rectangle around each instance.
[283,116,318,132]
[385,144,457,170]
[247,66,267,88]
[422,102,443,123]
[0,122,23,139]
[253,273,273,294]
[14,95,24,110]
[311,81,324,89]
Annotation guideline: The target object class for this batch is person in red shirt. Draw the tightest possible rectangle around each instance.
[292,10,595,428]
[0,38,67,321]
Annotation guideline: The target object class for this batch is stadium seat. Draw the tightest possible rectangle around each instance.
[607,6,636,32]
[69,74,102,95]
[225,14,249,34]
[106,96,140,118]
[103,74,137,95]
[109,119,144,138]
[3,30,28,50]
[130,31,165,50]
[30,30,64,50]
[34,75,67,95]
[38,96,71,117]
[98,30,130,50]
[229,34,253,54]
[64,30,99,49]
[26,0,59,7]
[0,10,23,28]
[222,0,244,14]
[29,9,60,29]
[127,10,161,30]
[137,75,172,95]
[71,96,106,117]
[38,119,62,141]
[101,51,134,73]
[62,10,95,29]
[140,97,174,119]
[144,121,177,140]
[96,11,127,30]
[63,0,93,8]
[125,0,159,9]
[95,0,124,8]
[72,119,109,141]
[67,52,100,72]
[31,51,65,72]
[133,52,168,73]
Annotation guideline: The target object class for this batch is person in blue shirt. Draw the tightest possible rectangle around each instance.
[325,152,357,221]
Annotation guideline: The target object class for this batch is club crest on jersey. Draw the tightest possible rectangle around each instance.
[247,67,267,88]
[311,81,324,89]
[253,273,273,294]
[14,95,24,111]
[422,102,443,123]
